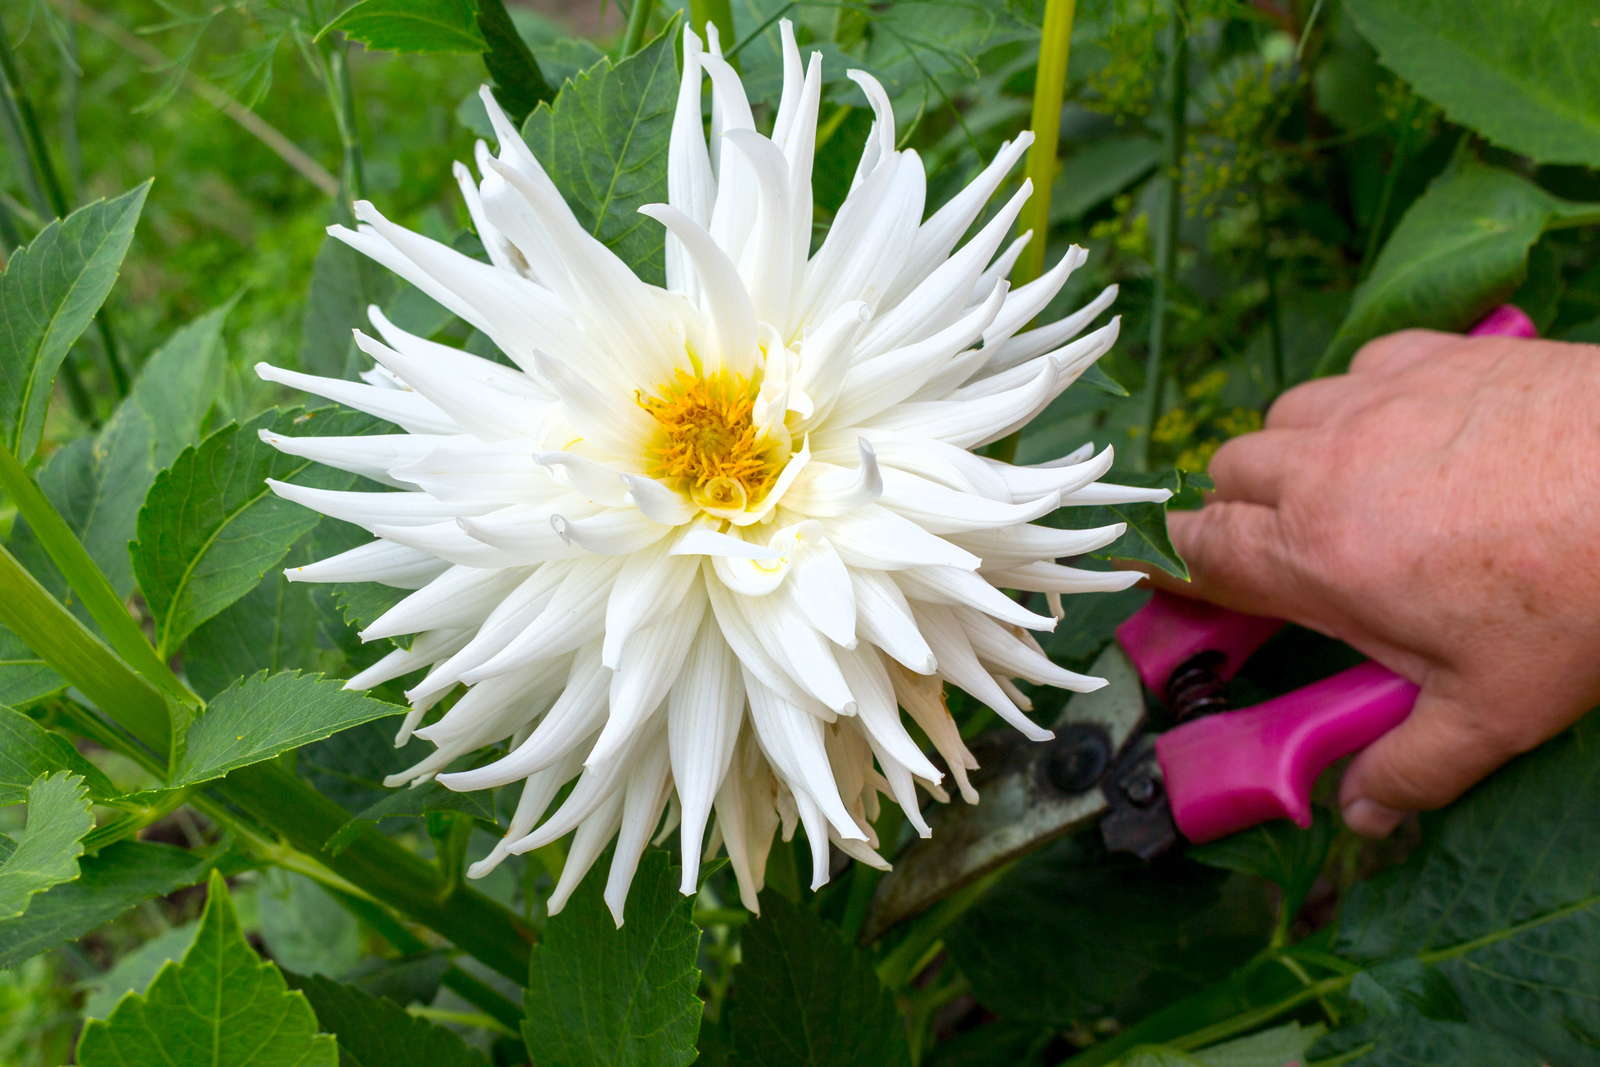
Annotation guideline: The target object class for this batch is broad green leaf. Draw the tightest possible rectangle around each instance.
[0,183,149,461]
[0,773,93,919]
[10,300,234,599]
[299,235,395,380]
[0,628,63,707]
[292,973,491,1067]
[476,0,555,125]
[0,840,211,969]
[77,870,338,1066]
[1345,0,1600,169]
[861,1,1036,121]
[184,538,325,699]
[320,0,484,53]
[522,26,679,284]
[81,919,200,1020]
[1191,809,1336,923]
[522,849,702,1067]
[1311,962,1544,1065]
[0,704,115,804]
[1049,468,1189,579]
[1120,1022,1324,1066]
[1316,718,1600,1065]
[728,891,910,1067]
[258,869,363,979]
[1319,163,1600,373]
[1051,136,1162,223]
[326,780,497,855]
[171,671,404,788]
[947,840,1271,1028]
[132,406,379,655]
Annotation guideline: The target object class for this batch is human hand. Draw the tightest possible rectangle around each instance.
[1143,329,1600,836]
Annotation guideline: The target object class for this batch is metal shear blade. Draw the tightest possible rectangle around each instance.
[862,643,1150,941]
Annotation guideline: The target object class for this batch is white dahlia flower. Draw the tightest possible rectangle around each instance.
[257,21,1165,922]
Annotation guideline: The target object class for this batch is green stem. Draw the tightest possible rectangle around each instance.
[0,544,173,757]
[326,888,524,1032]
[1016,0,1077,286]
[0,12,70,217]
[407,1006,517,1038]
[689,0,735,49]
[1357,94,1420,278]
[620,0,654,56]
[875,867,1006,990]
[215,763,534,984]
[1258,180,1286,399]
[0,13,104,421]
[1138,1,1189,470]
[321,41,366,212]
[991,0,1078,467]
[0,445,197,716]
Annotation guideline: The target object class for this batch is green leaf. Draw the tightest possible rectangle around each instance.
[1051,136,1161,223]
[1344,0,1600,169]
[522,25,679,284]
[860,1,1037,120]
[1316,718,1600,1064]
[171,671,404,788]
[946,841,1271,1028]
[0,182,149,461]
[132,406,380,656]
[10,300,234,599]
[0,627,64,707]
[1319,163,1600,374]
[1190,809,1336,923]
[0,840,211,969]
[1052,468,1188,579]
[522,849,703,1067]
[476,0,555,125]
[0,704,115,805]
[325,780,497,855]
[1120,1022,1324,1066]
[182,549,324,699]
[292,972,491,1067]
[77,870,338,1066]
[727,891,910,1067]
[259,869,364,979]
[320,0,485,53]
[299,235,395,380]
[0,773,93,919]
[81,918,200,1020]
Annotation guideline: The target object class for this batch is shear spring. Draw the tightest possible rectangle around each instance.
[1166,650,1230,721]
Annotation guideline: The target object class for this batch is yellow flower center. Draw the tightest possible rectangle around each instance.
[637,369,785,512]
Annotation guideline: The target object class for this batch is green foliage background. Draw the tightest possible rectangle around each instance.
[0,0,1597,1064]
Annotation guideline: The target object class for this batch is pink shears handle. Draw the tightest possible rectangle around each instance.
[1155,663,1418,841]
[1120,305,1534,843]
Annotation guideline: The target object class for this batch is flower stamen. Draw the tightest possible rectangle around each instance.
[637,369,785,510]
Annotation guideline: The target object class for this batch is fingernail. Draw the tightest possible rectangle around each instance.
[1342,798,1405,838]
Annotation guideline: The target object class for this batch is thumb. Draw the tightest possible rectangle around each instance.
[1137,502,1305,621]
[1338,688,1520,837]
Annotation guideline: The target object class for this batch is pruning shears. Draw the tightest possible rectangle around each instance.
[863,304,1538,941]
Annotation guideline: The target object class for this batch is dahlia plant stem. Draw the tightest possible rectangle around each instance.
[324,887,525,1031]
[620,0,654,56]
[1138,1,1190,471]
[0,11,123,412]
[0,445,197,718]
[991,0,1077,465]
[689,0,734,50]
[875,867,1008,990]
[1017,0,1077,287]
[320,39,367,209]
